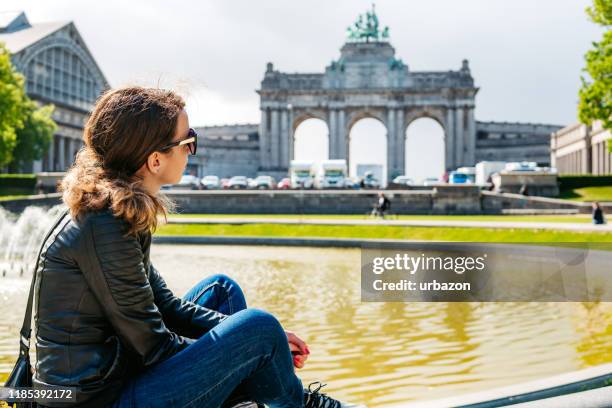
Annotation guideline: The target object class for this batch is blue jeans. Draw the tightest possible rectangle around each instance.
[111,274,304,408]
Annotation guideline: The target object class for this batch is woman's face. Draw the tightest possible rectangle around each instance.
[138,109,191,189]
[159,109,191,185]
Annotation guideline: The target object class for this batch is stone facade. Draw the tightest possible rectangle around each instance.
[190,124,260,178]
[475,121,562,166]
[550,120,612,175]
[0,11,109,172]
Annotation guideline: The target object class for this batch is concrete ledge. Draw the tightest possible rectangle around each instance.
[396,363,612,408]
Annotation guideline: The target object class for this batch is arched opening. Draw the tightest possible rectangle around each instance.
[349,118,388,187]
[405,118,445,184]
[293,118,329,168]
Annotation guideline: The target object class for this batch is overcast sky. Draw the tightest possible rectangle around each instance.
[4,0,604,181]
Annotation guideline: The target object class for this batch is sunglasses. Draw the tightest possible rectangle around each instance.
[159,128,198,155]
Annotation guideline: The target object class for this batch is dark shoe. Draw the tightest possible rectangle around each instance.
[303,381,366,408]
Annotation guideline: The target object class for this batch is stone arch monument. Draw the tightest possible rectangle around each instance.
[257,6,478,180]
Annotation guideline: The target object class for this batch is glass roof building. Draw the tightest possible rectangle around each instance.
[0,11,109,172]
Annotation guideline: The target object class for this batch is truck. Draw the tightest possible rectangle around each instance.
[316,159,347,189]
[289,160,315,189]
[475,161,506,185]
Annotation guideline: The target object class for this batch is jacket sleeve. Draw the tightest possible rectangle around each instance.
[79,213,194,368]
[148,264,228,338]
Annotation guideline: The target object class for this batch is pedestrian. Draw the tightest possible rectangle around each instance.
[592,201,606,225]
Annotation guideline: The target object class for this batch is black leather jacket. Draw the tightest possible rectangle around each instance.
[33,208,228,407]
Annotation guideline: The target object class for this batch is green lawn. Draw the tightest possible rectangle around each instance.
[156,223,612,242]
[559,186,612,202]
[169,213,592,223]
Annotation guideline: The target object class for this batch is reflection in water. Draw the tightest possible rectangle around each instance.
[1,244,611,407]
[574,302,612,367]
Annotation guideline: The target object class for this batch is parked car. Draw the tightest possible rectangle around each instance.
[228,176,248,189]
[201,175,220,189]
[277,178,291,190]
[220,178,230,189]
[247,178,257,189]
[449,171,469,184]
[254,175,276,189]
[162,174,201,190]
[392,175,414,186]
[456,167,476,183]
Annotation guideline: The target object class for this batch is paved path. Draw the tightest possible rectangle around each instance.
[167,216,612,232]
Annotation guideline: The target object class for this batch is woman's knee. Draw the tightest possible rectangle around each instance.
[190,273,247,314]
[232,308,286,344]
[212,273,247,312]
[207,273,239,289]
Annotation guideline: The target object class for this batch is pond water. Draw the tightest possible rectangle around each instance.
[1,244,611,407]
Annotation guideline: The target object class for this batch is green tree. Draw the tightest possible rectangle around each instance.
[0,41,57,171]
[578,0,612,152]
[8,101,57,172]
[0,42,29,167]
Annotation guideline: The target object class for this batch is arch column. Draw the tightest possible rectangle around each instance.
[466,107,476,166]
[259,109,270,169]
[328,109,338,158]
[270,109,280,168]
[288,109,295,162]
[280,109,289,168]
[338,110,347,161]
[455,107,465,167]
[445,108,455,171]
[395,109,405,177]
[386,108,396,180]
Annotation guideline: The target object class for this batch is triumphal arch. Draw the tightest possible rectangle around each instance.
[257,6,478,180]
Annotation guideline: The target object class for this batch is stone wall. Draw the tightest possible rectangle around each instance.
[480,191,597,213]
[491,172,559,197]
[168,189,432,214]
[475,121,562,166]
[164,186,597,215]
[3,188,607,216]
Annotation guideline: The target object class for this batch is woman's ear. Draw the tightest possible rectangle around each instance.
[146,152,162,174]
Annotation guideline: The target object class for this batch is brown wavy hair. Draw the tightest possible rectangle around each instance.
[61,86,185,236]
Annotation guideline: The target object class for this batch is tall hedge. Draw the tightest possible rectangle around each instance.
[558,174,612,189]
[0,173,37,189]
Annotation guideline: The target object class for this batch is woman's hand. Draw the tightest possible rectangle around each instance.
[285,330,310,370]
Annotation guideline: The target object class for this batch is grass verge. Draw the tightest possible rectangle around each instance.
[156,223,612,242]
